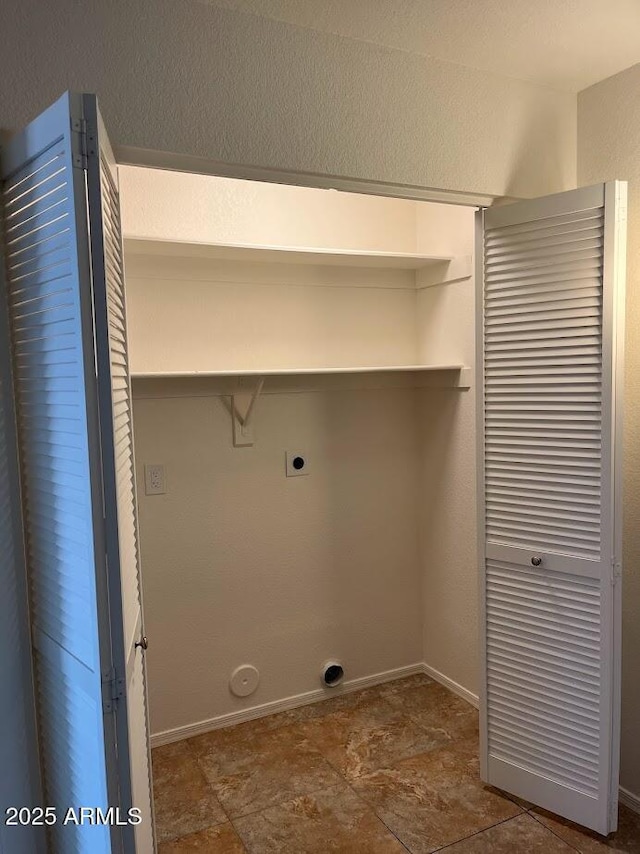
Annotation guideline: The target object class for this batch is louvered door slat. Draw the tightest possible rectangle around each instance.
[486,265,602,286]
[487,225,604,251]
[478,183,625,834]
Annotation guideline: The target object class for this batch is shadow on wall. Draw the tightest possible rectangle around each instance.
[320,388,423,664]
[418,386,479,695]
[502,96,577,199]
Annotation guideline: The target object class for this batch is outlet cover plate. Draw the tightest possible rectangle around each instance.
[286,451,310,477]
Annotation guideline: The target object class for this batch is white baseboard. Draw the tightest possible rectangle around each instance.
[150,662,424,748]
[420,662,479,709]
[619,785,640,815]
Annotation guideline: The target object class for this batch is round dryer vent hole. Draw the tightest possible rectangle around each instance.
[286,450,310,477]
[230,664,260,697]
[322,661,344,687]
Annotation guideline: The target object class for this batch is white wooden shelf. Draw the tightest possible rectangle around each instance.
[131,365,472,392]
[131,364,467,379]
[131,366,472,445]
[124,238,451,270]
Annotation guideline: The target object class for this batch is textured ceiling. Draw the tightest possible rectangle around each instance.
[205,0,640,92]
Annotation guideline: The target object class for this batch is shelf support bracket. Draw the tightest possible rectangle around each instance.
[231,377,264,446]
[455,367,472,389]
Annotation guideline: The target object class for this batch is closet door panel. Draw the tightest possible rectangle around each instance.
[2,91,155,853]
[84,95,155,854]
[0,92,113,854]
[478,182,625,835]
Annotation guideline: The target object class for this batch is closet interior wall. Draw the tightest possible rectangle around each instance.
[413,201,478,698]
[120,167,476,741]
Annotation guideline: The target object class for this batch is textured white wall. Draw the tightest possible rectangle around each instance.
[133,386,423,736]
[124,258,418,375]
[120,168,420,253]
[124,185,477,736]
[1,0,575,198]
[415,202,475,259]
[121,176,426,373]
[416,206,478,694]
[418,385,477,692]
[125,249,424,736]
[578,63,640,801]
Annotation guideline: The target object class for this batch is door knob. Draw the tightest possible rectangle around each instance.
[531,556,542,567]
[135,636,149,651]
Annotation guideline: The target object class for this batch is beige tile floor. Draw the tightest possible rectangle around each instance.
[152,674,640,853]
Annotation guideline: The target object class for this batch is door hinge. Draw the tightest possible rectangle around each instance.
[71,117,88,170]
[102,667,125,714]
[611,557,622,584]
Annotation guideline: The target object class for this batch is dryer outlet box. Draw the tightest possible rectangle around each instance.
[286,451,310,477]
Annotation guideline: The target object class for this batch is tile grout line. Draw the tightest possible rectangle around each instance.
[181,680,429,825]
[226,775,416,854]
[323,703,542,853]
[183,712,361,826]
[214,688,421,851]
[431,813,526,852]
[184,735,237,830]
[151,740,229,846]
[227,814,250,854]
[304,685,491,853]
[158,818,231,848]
[330,762,414,853]
[158,744,346,849]
[306,687,469,854]
[217,776,413,852]
[527,810,584,853]
[211,776,351,823]
[375,684,483,766]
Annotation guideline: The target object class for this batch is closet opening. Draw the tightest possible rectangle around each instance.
[120,165,481,847]
[3,92,623,849]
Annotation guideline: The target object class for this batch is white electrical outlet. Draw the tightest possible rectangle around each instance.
[144,463,166,495]
[286,451,310,477]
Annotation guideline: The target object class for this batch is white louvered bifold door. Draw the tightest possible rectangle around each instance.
[477,183,626,835]
[0,92,153,853]
[1,92,114,854]
[83,96,154,854]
